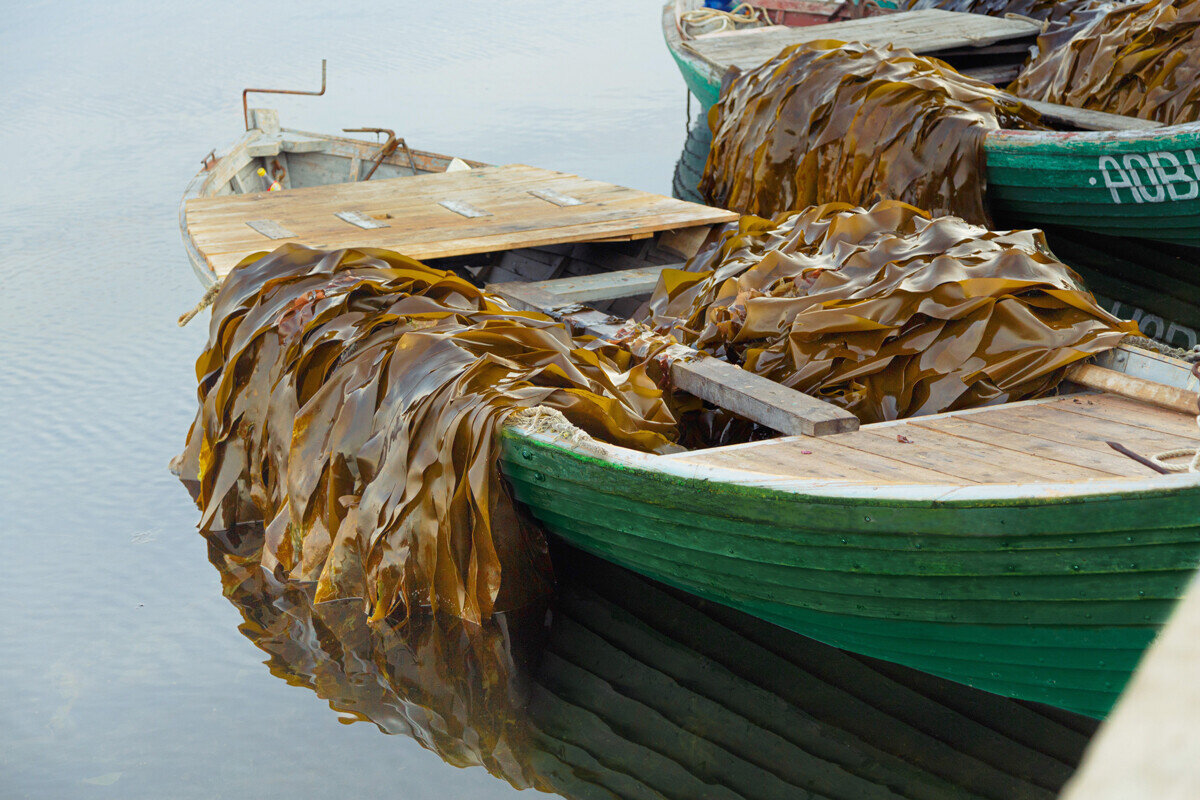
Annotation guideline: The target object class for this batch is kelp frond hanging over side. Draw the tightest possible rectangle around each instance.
[177,245,679,624]
[699,41,1046,224]
[647,201,1139,423]
[1012,0,1200,125]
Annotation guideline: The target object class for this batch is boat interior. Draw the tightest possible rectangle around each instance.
[495,261,1200,487]
[186,108,1200,486]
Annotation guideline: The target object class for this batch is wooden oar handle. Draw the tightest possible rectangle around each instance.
[1067,363,1200,415]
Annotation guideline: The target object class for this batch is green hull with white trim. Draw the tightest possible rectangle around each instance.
[500,427,1200,718]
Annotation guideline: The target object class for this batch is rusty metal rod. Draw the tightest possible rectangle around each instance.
[1107,441,1174,475]
[243,59,327,130]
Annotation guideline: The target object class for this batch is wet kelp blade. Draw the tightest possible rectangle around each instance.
[700,41,1046,225]
[178,244,678,624]
[1013,0,1200,125]
[646,201,1139,424]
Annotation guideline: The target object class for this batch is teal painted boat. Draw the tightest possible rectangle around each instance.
[985,124,1200,246]
[663,0,1200,350]
[500,345,1200,719]
[665,2,1200,246]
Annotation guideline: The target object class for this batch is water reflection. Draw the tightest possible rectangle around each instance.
[209,526,1098,800]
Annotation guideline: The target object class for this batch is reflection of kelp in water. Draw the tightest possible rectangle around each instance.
[210,525,1098,800]
[700,41,1045,224]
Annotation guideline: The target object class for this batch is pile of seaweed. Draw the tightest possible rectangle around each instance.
[177,245,678,625]
[903,0,1117,25]
[1013,0,1200,124]
[180,211,1135,622]
[647,201,1138,423]
[700,41,1046,225]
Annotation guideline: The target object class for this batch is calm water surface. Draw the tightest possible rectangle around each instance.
[2,5,1103,798]
[0,3,689,797]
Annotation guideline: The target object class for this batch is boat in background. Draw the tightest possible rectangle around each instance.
[663,1,1200,350]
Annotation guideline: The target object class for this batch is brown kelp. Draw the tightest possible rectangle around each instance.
[177,245,677,624]
[647,201,1139,423]
[1013,0,1200,124]
[700,41,1046,224]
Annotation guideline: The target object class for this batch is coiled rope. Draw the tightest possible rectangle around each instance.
[679,4,765,37]
[1150,355,1200,472]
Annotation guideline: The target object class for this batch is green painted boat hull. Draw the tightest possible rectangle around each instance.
[985,126,1200,248]
[500,429,1200,718]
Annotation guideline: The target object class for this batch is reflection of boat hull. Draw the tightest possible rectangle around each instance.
[533,547,1097,800]
[500,422,1200,720]
[210,521,1098,799]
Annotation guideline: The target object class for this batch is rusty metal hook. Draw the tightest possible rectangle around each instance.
[243,59,327,130]
[342,127,415,180]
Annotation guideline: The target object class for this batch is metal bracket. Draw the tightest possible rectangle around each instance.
[243,59,327,130]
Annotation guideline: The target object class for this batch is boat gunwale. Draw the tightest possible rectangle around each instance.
[502,423,1200,507]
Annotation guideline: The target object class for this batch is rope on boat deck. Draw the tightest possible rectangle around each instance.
[679,4,764,37]
[1149,355,1200,473]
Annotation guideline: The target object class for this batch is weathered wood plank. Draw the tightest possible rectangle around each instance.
[492,263,677,303]
[184,164,737,276]
[1022,100,1161,133]
[490,283,859,437]
[1066,363,1200,415]
[686,10,1038,73]
[672,432,965,483]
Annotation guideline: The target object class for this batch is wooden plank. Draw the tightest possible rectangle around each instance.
[961,65,1021,85]
[668,347,860,437]
[674,432,966,483]
[1067,363,1199,415]
[818,428,1046,483]
[894,416,1128,480]
[1022,100,1161,133]
[184,164,737,277]
[1058,573,1200,800]
[857,426,1115,482]
[685,10,1039,73]
[491,264,676,303]
[964,405,1198,460]
[491,283,859,437]
[905,415,1150,477]
[1049,394,1200,441]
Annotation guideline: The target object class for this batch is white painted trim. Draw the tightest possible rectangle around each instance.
[509,424,1200,503]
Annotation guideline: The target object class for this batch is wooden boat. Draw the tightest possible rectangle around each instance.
[182,105,1200,722]
[492,266,1200,721]
[664,1,1200,350]
[180,107,732,304]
